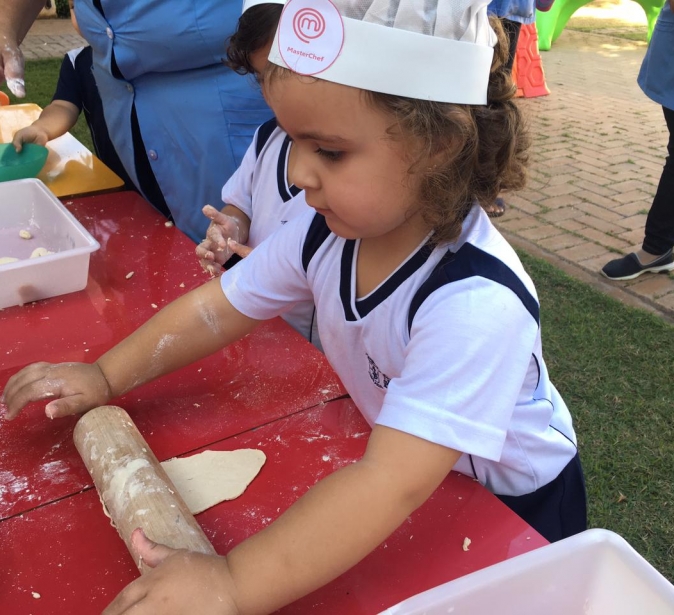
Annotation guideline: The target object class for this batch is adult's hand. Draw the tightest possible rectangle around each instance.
[0,0,51,97]
[0,40,25,97]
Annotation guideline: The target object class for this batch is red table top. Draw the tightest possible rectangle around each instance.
[0,192,346,521]
[0,399,546,615]
[0,192,547,614]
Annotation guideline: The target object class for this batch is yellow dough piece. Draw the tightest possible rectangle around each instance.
[161,449,266,515]
[30,247,54,258]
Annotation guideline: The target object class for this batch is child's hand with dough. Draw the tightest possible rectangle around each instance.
[2,361,113,420]
[195,204,251,276]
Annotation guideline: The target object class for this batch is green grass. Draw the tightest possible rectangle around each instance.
[520,251,674,581]
[1,58,93,151]
[5,58,674,583]
[565,0,649,43]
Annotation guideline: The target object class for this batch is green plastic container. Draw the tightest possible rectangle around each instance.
[0,143,49,182]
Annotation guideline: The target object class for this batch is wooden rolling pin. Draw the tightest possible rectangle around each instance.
[73,405,216,574]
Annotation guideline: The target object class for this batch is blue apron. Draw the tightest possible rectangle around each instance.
[76,0,272,242]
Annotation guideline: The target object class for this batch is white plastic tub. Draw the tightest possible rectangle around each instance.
[0,178,99,308]
[380,529,674,615]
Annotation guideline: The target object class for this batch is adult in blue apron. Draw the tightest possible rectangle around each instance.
[1,0,271,243]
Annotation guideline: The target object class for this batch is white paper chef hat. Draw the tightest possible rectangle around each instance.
[242,0,285,13]
[269,0,497,104]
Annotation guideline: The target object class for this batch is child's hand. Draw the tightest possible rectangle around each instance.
[12,125,50,152]
[1,361,113,420]
[195,204,243,276]
[103,529,239,615]
[227,238,253,259]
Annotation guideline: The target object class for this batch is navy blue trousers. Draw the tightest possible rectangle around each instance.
[643,106,674,256]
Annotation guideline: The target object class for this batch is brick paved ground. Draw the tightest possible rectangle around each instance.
[22,17,86,60]
[496,30,674,321]
[19,20,674,321]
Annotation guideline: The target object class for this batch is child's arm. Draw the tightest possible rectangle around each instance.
[12,100,79,151]
[1,278,260,420]
[195,203,251,275]
[103,425,462,615]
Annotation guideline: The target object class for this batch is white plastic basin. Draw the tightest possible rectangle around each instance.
[0,178,99,308]
[380,529,674,615]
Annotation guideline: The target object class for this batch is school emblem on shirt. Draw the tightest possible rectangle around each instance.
[366,354,390,390]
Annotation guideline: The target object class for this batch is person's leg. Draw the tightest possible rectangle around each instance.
[642,105,674,257]
[501,18,522,75]
[484,19,522,218]
[602,106,674,279]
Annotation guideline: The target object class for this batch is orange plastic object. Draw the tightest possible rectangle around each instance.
[0,91,10,106]
[513,23,550,99]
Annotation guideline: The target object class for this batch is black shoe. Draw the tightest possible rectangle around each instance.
[601,249,674,281]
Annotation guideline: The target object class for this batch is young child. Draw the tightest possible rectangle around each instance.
[195,0,320,347]
[196,0,286,276]
[11,0,133,190]
[3,1,586,613]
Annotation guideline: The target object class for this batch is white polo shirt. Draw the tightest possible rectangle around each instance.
[220,120,319,348]
[220,204,577,497]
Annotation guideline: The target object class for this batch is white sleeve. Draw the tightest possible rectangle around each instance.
[219,209,317,319]
[377,278,539,461]
[220,126,259,218]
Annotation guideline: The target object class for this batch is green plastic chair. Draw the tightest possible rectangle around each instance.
[536,0,665,50]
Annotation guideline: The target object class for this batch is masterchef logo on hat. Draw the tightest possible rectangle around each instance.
[279,0,344,76]
[294,8,325,42]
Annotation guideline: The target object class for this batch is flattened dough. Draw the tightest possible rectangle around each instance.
[161,449,266,514]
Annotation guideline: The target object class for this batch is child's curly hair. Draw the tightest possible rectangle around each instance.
[225,3,284,75]
[362,17,529,243]
[266,17,529,244]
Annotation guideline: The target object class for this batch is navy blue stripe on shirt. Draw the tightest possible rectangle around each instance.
[408,243,540,333]
[255,118,278,158]
[301,213,332,272]
[340,240,357,321]
[354,245,434,319]
[276,136,301,202]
